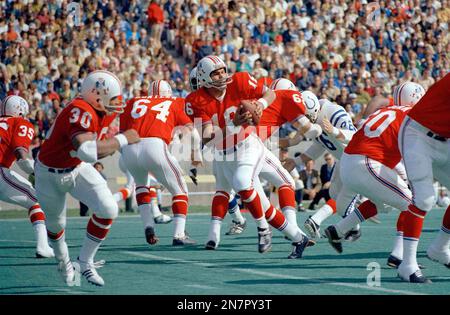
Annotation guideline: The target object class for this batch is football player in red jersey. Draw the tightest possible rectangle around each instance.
[397,73,450,282]
[35,70,140,286]
[0,96,54,258]
[120,80,200,246]
[323,82,431,283]
[186,56,311,258]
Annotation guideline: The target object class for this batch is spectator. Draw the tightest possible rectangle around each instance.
[297,160,321,212]
[308,153,335,210]
[147,0,165,51]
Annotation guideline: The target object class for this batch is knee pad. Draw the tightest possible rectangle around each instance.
[95,199,119,220]
[413,195,436,212]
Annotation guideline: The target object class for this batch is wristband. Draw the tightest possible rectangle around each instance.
[114,134,129,149]
[257,98,269,109]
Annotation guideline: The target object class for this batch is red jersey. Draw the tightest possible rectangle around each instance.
[258,89,306,139]
[39,98,117,168]
[408,72,450,138]
[120,96,191,144]
[185,72,265,148]
[0,116,34,168]
[345,106,410,168]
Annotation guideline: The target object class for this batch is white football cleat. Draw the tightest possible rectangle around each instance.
[154,214,172,224]
[427,247,450,268]
[77,258,105,286]
[225,220,246,235]
[57,260,75,285]
[36,245,55,258]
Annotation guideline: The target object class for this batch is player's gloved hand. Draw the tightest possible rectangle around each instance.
[189,168,198,186]
[122,129,141,144]
[28,173,35,187]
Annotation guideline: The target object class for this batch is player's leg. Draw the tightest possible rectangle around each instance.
[114,155,135,203]
[148,175,172,224]
[156,141,194,245]
[426,162,450,268]
[0,167,54,258]
[206,160,233,249]
[260,149,298,226]
[397,121,436,282]
[225,192,247,235]
[34,163,73,284]
[121,144,159,244]
[325,154,411,254]
[70,162,119,286]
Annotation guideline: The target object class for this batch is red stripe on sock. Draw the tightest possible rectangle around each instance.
[28,205,45,223]
[87,216,113,240]
[443,205,450,230]
[326,199,337,214]
[119,188,130,200]
[396,211,407,232]
[358,200,378,220]
[47,229,64,240]
[278,185,296,209]
[408,204,427,217]
[211,191,228,219]
[265,206,286,230]
[136,192,151,205]
[404,205,426,239]
[92,214,113,226]
[172,194,188,216]
[239,189,264,219]
[149,186,157,199]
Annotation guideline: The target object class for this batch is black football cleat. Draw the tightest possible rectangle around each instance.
[145,226,159,245]
[325,225,343,253]
[205,240,217,250]
[344,228,361,242]
[288,236,310,259]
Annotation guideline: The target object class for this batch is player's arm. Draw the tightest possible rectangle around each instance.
[72,129,140,161]
[321,117,355,143]
[254,86,276,116]
[291,116,322,139]
[355,96,389,127]
[14,148,35,175]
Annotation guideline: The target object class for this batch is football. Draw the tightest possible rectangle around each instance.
[239,99,261,125]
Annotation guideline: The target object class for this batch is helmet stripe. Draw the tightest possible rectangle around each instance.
[157,80,161,96]
[207,56,217,64]
[397,82,406,106]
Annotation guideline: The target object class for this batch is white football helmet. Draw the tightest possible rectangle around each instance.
[270,78,297,91]
[196,55,232,90]
[80,70,124,113]
[150,80,173,97]
[393,81,425,107]
[1,95,29,117]
[189,67,198,91]
[301,90,321,123]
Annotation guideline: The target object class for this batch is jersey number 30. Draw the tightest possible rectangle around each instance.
[131,99,172,123]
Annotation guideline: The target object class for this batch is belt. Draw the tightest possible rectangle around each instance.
[47,166,76,174]
[426,131,446,142]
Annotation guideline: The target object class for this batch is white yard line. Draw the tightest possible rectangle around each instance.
[121,251,426,296]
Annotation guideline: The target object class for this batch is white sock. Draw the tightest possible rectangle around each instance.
[282,207,298,226]
[151,199,162,218]
[208,219,222,244]
[49,235,69,262]
[390,232,403,259]
[139,204,154,229]
[402,238,419,271]
[229,206,246,224]
[34,222,50,249]
[311,204,334,226]
[281,221,304,242]
[79,236,101,265]
[173,215,186,238]
[335,211,363,237]
[429,229,450,252]
[255,217,269,229]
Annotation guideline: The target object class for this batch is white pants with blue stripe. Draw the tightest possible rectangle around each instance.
[339,153,412,213]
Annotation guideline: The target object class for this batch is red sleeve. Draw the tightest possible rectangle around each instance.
[11,119,34,152]
[236,72,264,100]
[186,94,211,125]
[119,99,135,132]
[175,99,193,126]
[281,91,306,122]
[68,105,98,140]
